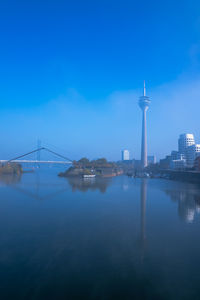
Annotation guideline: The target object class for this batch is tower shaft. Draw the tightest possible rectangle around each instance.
[138,81,150,169]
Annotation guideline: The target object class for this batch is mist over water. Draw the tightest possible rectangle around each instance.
[0,167,200,299]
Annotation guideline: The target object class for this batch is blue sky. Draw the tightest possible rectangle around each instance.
[0,0,200,160]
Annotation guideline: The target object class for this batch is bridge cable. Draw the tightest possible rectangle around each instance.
[6,148,45,164]
[5,147,73,164]
[43,147,73,162]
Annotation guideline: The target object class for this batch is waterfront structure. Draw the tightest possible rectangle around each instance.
[133,159,142,169]
[162,134,200,170]
[170,151,186,170]
[147,155,156,165]
[171,151,179,160]
[139,81,151,168]
[170,157,187,170]
[160,155,171,169]
[121,150,130,161]
[194,156,200,171]
[186,144,200,167]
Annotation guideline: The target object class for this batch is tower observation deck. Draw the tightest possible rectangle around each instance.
[138,81,151,168]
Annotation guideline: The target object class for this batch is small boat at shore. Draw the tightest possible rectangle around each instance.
[82,174,96,178]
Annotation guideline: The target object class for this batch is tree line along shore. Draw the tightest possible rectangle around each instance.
[58,158,123,178]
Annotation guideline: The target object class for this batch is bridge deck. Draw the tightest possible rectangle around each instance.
[0,160,71,164]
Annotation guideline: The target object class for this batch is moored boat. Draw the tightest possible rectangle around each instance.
[82,174,96,178]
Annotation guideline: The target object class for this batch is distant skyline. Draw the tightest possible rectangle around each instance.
[0,1,200,161]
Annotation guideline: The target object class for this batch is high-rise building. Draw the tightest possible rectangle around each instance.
[169,134,199,169]
[139,81,151,168]
[121,150,130,161]
[178,134,195,155]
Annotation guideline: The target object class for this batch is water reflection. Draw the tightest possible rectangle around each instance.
[0,172,112,199]
[67,177,111,193]
[164,186,200,223]
[0,171,68,201]
[0,172,200,298]
[139,179,147,263]
[140,179,147,245]
[0,173,22,186]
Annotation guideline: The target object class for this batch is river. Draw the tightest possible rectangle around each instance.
[0,165,200,300]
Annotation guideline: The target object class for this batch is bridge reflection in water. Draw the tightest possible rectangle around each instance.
[0,170,69,201]
[0,172,113,199]
[0,171,149,264]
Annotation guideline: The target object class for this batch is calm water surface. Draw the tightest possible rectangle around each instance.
[0,166,200,300]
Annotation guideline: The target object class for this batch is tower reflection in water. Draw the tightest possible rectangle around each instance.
[140,179,147,261]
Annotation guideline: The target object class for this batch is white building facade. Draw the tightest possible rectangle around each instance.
[170,157,187,170]
[170,134,200,169]
[121,150,130,161]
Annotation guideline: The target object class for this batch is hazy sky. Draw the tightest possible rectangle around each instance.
[0,0,200,161]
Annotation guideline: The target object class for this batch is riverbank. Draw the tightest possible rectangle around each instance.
[161,170,200,183]
[125,168,200,184]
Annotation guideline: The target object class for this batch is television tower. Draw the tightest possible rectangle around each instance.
[139,81,151,169]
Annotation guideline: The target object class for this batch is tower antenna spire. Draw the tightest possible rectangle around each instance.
[143,80,146,96]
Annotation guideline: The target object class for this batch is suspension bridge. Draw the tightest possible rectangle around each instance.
[0,146,73,165]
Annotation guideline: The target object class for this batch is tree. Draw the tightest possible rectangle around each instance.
[78,158,90,165]
[95,158,107,165]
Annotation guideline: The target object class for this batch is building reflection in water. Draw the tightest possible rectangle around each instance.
[164,187,200,223]
[67,177,111,193]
